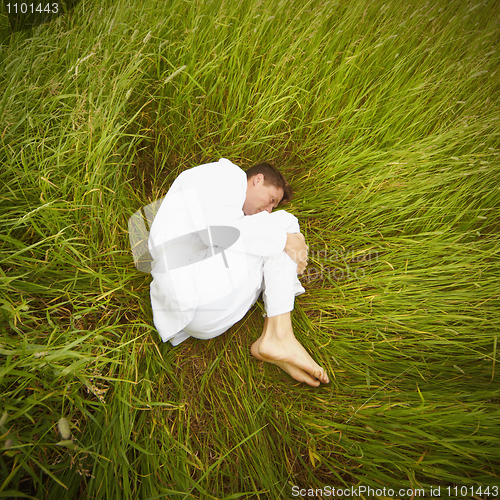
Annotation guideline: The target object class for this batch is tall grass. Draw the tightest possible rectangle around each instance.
[1,0,499,498]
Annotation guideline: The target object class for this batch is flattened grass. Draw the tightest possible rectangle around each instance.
[1,0,499,498]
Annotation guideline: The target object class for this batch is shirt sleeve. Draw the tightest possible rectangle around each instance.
[230,211,288,257]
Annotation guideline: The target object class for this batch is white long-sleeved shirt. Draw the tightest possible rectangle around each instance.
[148,158,288,341]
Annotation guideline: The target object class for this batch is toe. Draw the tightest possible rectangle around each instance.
[312,367,325,382]
[278,363,320,387]
[298,371,320,387]
[293,367,321,387]
[312,367,329,385]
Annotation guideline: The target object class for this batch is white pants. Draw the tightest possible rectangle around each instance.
[169,210,305,345]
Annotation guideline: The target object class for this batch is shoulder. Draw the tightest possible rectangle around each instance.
[195,158,245,176]
[180,158,246,185]
[218,159,247,184]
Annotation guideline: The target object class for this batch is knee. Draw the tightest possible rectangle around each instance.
[269,210,300,233]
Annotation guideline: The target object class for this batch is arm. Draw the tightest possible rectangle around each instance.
[284,232,309,274]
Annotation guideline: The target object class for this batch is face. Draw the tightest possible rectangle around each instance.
[243,174,284,215]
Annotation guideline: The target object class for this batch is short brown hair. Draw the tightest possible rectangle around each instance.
[245,162,293,205]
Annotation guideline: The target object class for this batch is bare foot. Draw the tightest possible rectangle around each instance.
[250,314,329,387]
[251,337,322,387]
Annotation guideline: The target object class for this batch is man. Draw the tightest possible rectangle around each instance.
[148,158,328,387]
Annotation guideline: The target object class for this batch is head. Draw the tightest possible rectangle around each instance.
[243,163,293,215]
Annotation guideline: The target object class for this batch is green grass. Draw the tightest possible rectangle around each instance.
[1,0,499,498]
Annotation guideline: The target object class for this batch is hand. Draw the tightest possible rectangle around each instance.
[284,232,309,274]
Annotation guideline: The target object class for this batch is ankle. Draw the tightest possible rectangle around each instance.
[263,320,293,341]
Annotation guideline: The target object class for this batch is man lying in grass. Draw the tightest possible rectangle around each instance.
[148,159,329,387]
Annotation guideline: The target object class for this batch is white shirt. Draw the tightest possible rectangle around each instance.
[148,158,288,341]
